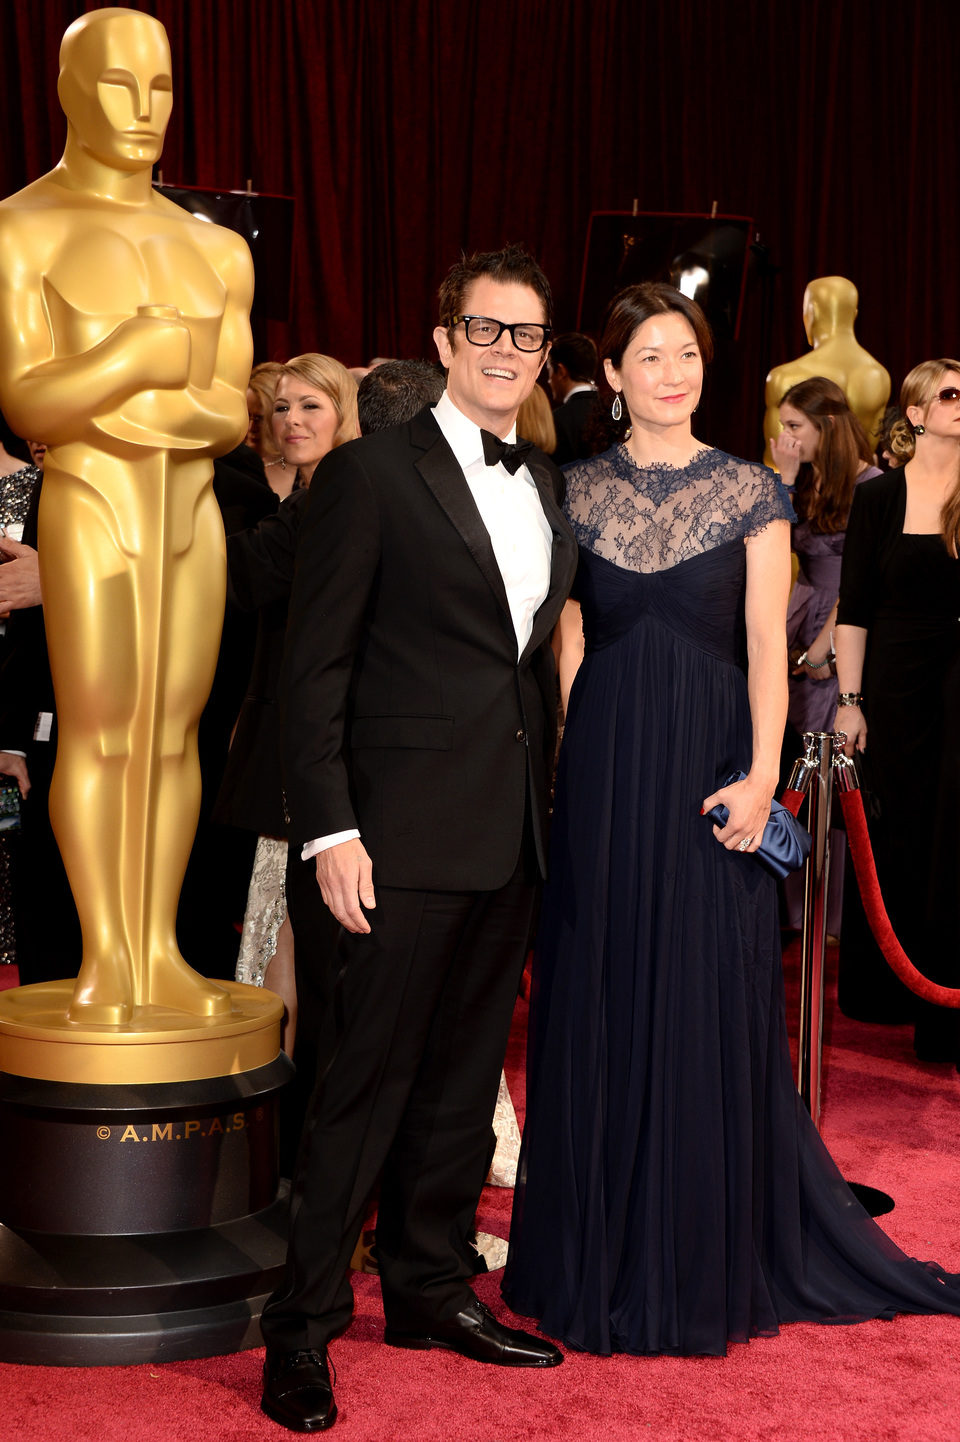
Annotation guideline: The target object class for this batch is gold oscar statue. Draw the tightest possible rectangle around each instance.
[763,276,890,463]
[0,8,280,1079]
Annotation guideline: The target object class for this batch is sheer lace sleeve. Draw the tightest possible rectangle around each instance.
[563,446,794,574]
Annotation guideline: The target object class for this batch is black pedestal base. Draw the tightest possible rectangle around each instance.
[0,1054,293,1365]
[0,1185,289,1365]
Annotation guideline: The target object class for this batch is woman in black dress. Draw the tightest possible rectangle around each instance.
[503,289,960,1356]
[220,354,358,1053]
[835,359,960,1062]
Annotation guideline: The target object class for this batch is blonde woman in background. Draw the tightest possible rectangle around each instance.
[834,359,960,1063]
[224,355,359,1055]
[245,361,287,493]
[517,381,557,455]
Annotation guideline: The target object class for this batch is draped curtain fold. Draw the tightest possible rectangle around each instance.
[0,0,951,457]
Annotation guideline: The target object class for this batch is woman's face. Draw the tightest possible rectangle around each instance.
[245,388,265,451]
[777,402,820,463]
[603,312,703,433]
[273,376,341,476]
[913,369,960,441]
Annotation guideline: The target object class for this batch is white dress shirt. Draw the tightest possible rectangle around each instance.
[303,390,553,859]
[562,381,597,403]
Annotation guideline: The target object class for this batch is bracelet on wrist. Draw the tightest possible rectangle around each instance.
[837,692,863,707]
[797,649,834,670]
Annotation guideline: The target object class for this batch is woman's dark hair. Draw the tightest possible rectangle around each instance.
[596,282,714,442]
[779,376,872,534]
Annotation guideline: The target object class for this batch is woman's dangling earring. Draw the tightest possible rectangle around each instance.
[611,392,623,423]
[914,423,925,435]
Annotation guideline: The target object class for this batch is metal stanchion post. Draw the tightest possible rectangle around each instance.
[790,731,834,1131]
[828,731,895,1217]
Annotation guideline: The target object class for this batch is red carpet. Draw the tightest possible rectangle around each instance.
[3,944,960,1442]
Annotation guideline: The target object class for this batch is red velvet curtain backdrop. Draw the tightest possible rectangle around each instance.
[1,0,956,458]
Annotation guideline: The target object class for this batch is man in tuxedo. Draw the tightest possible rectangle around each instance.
[260,245,577,1432]
[547,331,600,465]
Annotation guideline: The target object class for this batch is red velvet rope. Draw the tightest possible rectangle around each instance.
[779,788,805,818]
[833,787,960,1009]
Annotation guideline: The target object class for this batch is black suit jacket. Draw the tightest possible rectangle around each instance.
[216,486,307,835]
[281,407,578,891]
[552,387,601,466]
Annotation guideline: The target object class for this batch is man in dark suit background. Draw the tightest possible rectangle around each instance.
[548,331,600,466]
[260,246,578,1432]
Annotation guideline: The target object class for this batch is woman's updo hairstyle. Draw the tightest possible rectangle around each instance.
[597,282,713,443]
[880,407,914,467]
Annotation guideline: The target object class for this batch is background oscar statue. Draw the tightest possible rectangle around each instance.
[0,9,288,1365]
[0,7,255,1026]
[763,276,890,463]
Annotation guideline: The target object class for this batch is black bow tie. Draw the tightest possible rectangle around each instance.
[480,429,534,475]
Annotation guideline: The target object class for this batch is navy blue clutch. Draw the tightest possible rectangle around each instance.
[705,770,811,879]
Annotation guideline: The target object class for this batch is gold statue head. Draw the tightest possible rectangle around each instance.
[802,276,859,348]
[58,8,172,174]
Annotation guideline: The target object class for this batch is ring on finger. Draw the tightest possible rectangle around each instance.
[737,837,752,852]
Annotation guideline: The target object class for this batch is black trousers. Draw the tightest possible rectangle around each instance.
[261,851,537,1350]
[282,843,343,1176]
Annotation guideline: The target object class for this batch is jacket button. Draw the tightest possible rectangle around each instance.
[515,728,525,742]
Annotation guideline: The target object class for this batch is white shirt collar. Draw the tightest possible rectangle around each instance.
[563,382,597,402]
[432,389,518,472]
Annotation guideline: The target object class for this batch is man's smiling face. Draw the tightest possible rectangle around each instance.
[434,277,549,438]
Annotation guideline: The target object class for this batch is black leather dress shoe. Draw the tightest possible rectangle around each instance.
[384,1296,563,1367]
[261,1348,338,1433]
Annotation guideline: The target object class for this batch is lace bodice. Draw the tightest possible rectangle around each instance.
[563,445,794,574]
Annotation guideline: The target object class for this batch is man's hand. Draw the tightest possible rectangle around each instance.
[0,752,31,799]
[0,535,41,614]
[315,838,376,933]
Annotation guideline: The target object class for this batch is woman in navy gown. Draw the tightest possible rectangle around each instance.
[502,284,960,1356]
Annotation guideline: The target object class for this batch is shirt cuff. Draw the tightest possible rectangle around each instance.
[301,829,361,861]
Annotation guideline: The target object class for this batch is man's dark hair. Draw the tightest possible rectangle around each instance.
[0,408,31,465]
[550,332,598,384]
[437,244,553,345]
[357,360,445,434]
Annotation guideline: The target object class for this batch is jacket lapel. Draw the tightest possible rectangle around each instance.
[411,411,513,623]
[409,411,578,660]
[520,453,579,663]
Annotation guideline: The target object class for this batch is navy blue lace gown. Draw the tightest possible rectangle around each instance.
[502,446,960,1356]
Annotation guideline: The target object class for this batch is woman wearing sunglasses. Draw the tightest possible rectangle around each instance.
[834,359,960,1062]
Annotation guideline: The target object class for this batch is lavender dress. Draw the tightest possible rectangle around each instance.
[785,468,881,734]
[783,469,881,932]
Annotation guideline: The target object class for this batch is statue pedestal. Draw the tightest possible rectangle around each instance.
[0,980,292,1365]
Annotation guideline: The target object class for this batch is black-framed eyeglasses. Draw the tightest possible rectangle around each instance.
[452,315,551,352]
[931,387,960,404]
